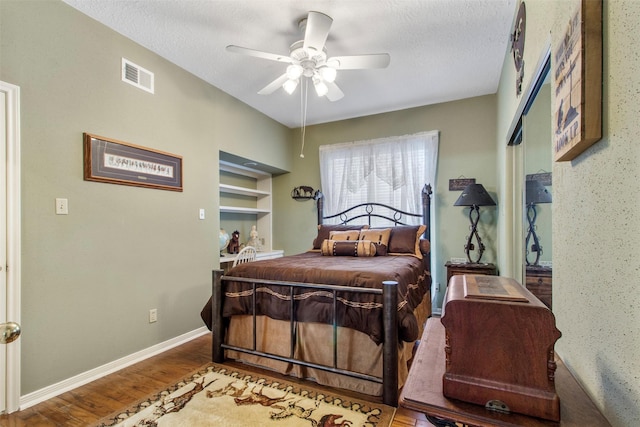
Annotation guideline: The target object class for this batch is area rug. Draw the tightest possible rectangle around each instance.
[96,363,395,427]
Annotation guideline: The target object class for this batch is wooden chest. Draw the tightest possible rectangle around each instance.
[441,275,562,421]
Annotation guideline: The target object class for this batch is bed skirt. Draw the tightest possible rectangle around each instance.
[223,291,431,396]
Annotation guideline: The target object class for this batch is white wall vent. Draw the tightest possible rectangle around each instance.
[121,58,154,94]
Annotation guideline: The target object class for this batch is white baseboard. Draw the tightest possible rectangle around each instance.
[19,327,210,410]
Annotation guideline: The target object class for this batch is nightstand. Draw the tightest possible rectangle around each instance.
[445,261,498,284]
[526,265,552,309]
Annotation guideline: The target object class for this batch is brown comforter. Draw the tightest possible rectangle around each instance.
[201,251,430,345]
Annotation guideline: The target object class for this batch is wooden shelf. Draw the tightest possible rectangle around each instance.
[219,183,270,198]
[219,160,270,179]
[219,205,270,214]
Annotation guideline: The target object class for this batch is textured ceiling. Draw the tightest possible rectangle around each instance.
[63,0,516,128]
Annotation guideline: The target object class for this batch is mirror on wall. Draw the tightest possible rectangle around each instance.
[523,75,553,309]
[508,48,553,309]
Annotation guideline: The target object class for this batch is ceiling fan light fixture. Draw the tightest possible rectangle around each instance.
[313,75,328,97]
[227,10,390,130]
[282,78,299,94]
[286,64,304,80]
[318,65,337,83]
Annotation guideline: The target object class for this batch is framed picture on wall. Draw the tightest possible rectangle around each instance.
[552,0,602,162]
[83,133,183,191]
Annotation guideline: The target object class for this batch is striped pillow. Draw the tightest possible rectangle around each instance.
[320,240,377,257]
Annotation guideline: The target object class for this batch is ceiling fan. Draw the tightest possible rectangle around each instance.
[226,11,391,101]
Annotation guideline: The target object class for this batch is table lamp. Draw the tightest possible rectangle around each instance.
[525,180,552,266]
[454,183,496,263]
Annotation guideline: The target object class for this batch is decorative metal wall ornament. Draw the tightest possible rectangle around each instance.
[291,185,318,200]
[511,1,526,96]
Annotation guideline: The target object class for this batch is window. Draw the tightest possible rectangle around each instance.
[319,131,439,227]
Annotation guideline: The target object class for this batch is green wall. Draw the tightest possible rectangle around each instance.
[0,0,290,394]
[273,95,498,310]
[495,1,639,425]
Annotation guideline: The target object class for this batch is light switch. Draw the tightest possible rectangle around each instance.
[199,208,205,220]
[55,198,68,215]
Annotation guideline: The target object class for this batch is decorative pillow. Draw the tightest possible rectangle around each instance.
[329,230,361,241]
[387,225,427,259]
[359,228,392,256]
[321,240,377,257]
[312,224,369,249]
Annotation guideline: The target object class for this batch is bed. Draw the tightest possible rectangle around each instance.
[201,184,432,406]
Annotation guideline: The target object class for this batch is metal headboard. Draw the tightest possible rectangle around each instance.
[316,184,432,240]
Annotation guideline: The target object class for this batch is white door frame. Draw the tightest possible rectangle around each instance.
[1,80,22,413]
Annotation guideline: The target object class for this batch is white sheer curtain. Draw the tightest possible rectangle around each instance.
[319,130,439,226]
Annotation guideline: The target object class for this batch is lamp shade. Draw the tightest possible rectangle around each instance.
[454,183,496,207]
[526,180,552,204]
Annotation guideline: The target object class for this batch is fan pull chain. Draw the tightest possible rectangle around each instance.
[300,79,308,158]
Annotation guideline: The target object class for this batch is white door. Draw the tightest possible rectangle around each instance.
[0,81,22,414]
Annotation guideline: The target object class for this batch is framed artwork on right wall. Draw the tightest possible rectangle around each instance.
[553,0,602,162]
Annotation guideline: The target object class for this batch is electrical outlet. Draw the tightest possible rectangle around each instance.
[199,208,205,220]
[149,308,157,323]
[55,198,69,215]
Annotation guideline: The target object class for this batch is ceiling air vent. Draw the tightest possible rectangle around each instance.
[121,58,154,94]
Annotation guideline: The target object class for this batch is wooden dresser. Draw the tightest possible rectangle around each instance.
[526,265,552,309]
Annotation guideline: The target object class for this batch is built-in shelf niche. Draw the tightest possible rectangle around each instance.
[219,159,273,251]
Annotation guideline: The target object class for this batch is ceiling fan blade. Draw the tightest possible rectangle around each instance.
[325,81,344,102]
[226,45,293,64]
[329,53,391,70]
[257,73,289,95]
[303,11,332,53]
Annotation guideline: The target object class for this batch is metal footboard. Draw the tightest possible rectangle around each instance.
[211,269,399,406]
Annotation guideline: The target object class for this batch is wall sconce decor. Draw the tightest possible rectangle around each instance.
[525,180,552,266]
[454,183,496,263]
[449,177,476,191]
[291,186,318,200]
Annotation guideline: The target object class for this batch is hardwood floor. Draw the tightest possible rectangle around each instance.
[0,334,434,426]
